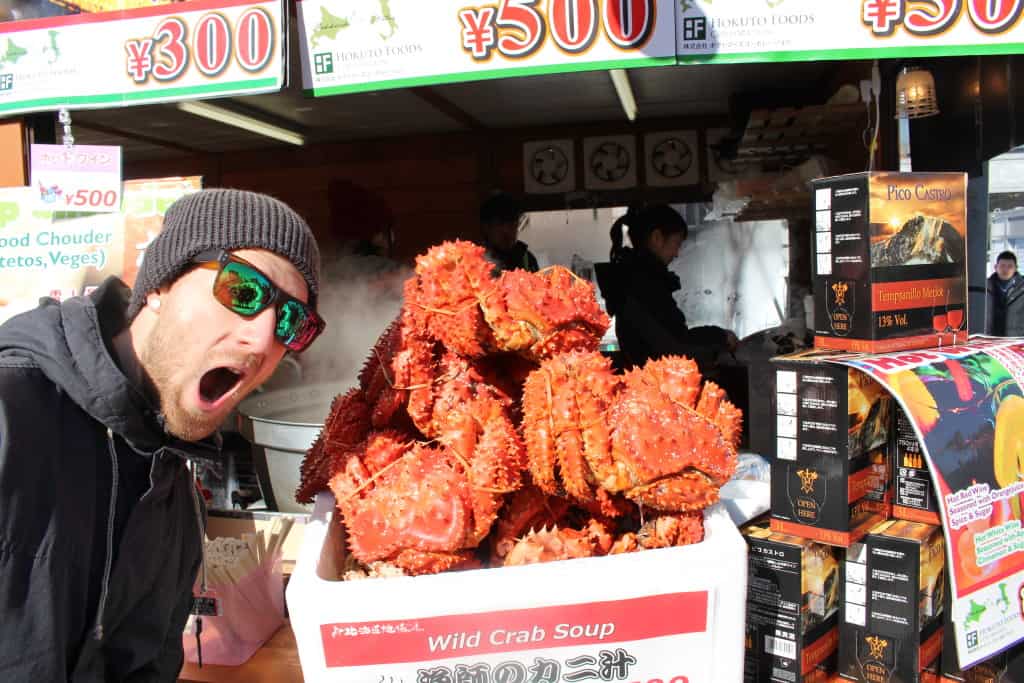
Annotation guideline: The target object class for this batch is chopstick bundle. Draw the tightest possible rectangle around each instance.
[203,518,294,588]
[184,518,295,665]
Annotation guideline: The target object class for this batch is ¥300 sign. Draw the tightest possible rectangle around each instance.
[0,0,285,116]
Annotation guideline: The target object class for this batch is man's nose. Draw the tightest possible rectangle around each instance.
[235,306,278,355]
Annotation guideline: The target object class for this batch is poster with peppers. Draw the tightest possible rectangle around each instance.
[833,338,1024,670]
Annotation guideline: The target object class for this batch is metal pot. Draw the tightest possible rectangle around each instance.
[236,382,350,513]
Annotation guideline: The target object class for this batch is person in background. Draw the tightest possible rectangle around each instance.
[986,250,1024,336]
[0,189,323,681]
[479,192,539,272]
[596,204,736,371]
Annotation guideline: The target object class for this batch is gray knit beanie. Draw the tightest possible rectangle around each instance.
[127,189,320,319]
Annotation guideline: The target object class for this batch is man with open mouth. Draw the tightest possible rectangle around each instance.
[0,189,322,681]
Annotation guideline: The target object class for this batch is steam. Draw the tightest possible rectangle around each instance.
[293,252,413,389]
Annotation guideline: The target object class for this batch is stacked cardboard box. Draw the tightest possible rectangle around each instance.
[742,518,841,683]
[743,171,969,681]
[770,351,893,548]
[811,172,967,354]
[838,520,945,681]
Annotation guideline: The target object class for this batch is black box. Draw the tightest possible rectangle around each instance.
[840,520,945,682]
[771,350,893,546]
[743,518,841,683]
[893,408,941,525]
[811,172,968,354]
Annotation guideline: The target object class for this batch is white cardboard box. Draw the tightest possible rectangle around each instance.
[286,492,748,682]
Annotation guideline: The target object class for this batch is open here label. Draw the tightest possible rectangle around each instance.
[320,591,709,667]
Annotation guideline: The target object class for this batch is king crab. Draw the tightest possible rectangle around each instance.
[522,352,741,513]
[296,241,742,574]
[328,430,523,575]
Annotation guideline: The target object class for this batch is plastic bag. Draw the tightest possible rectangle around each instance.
[719,452,771,526]
[182,552,285,667]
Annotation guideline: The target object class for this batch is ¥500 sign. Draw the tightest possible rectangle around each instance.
[30,144,122,214]
[298,0,677,97]
[124,7,276,84]
[862,0,1023,36]
[458,0,657,61]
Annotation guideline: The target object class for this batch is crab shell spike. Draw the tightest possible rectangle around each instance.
[490,485,572,564]
[696,382,743,451]
[359,317,404,399]
[461,397,527,544]
[503,520,612,566]
[296,388,372,504]
[484,267,610,361]
[521,364,562,496]
[609,369,739,489]
[630,355,702,409]
[390,549,481,575]
[624,471,722,512]
[522,351,621,503]
[336,443,475,566]
[404,240,496,358]
[637,512,705,548]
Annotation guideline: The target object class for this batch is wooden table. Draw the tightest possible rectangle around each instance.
[178,622,303,683]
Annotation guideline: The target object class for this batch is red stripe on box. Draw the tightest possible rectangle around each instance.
[814,331,967,354]
[893,504,941,525]
[319,591,708,667]
[871,278,964,312]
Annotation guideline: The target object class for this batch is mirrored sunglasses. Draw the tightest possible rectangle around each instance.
[192,249,325,353]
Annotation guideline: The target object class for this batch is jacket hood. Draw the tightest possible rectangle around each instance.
[0,277,169,453]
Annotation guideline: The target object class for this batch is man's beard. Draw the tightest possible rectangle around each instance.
[140,316,223,442]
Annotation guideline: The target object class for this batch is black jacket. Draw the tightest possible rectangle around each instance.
[596,247,727,368]
[484,240,540,273]
[986,272,1024,337]
[0,278,209,682]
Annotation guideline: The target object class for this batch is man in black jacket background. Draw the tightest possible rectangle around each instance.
[0,189,322,681]
[479,192,540,273]
[986,250,1024,337]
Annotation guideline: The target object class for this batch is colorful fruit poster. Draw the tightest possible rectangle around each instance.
[0,176,200,325]
[833,338,1024,670]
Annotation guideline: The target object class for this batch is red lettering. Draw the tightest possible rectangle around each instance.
[152,18,189,81]
[459,7,498,60]
[194,13,232,76]
[603,0,655,48]
[549,0,599,53]
[236,8,274,72]
[124,39,154,82]
[904,0,961,34]
[862,357,907,371]
[967,0,1023,32]
[495,0,545,57]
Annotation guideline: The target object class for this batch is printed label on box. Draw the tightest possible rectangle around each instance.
[812,172,967,353]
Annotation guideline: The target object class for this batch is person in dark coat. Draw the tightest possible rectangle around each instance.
[0,189,323,681]
[479,192,539,273]
[596,204,736,371]
[986,250,1024,337]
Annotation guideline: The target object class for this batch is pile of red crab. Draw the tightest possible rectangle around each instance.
[296,240,742,576]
